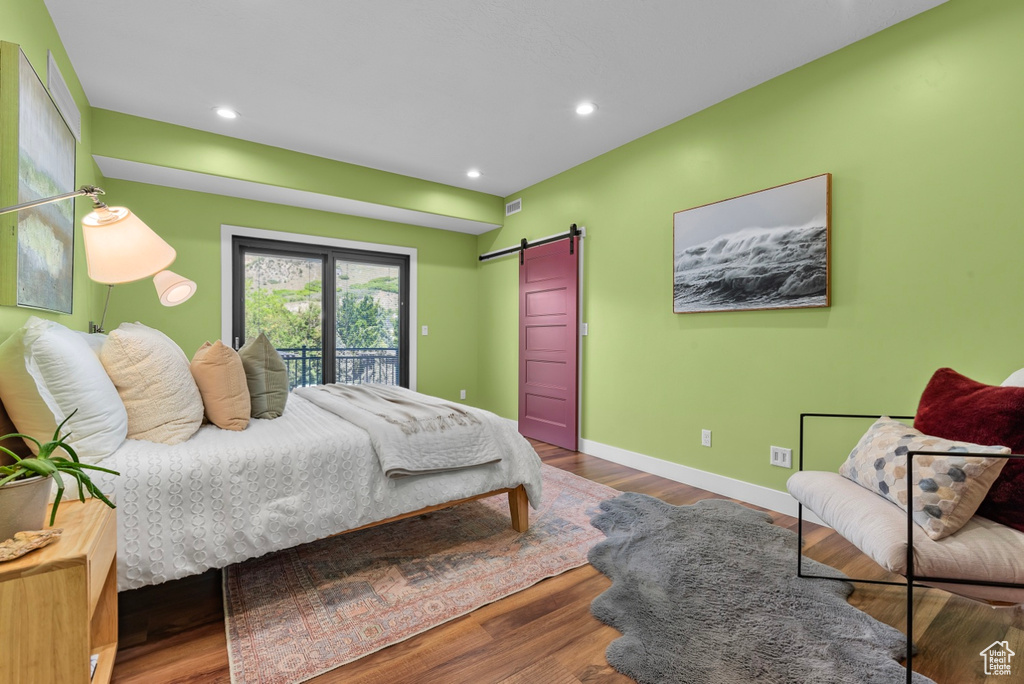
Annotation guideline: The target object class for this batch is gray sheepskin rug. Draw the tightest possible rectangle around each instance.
[588,493,935,684]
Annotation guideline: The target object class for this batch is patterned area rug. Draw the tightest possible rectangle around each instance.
[224,464,617,684]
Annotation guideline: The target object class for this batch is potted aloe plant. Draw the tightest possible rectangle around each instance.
[0,411,119,542]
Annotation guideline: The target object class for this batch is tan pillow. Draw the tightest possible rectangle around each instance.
[839,417,1009,540]
[191,341,250,431]
[238,334,289,419]
[101,322,204,445]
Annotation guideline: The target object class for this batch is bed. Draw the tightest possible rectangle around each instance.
[86,391,543,591]
[0,318,543,592]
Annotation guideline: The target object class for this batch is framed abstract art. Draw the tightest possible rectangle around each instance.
[0,41,76,314]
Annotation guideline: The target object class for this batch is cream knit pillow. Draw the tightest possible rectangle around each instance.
[101,323,204,445]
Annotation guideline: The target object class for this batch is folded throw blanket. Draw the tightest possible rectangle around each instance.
[295,384,502,478]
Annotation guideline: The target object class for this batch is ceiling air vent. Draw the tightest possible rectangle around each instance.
[505,198,522,216]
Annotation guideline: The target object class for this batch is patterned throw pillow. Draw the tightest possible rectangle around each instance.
[838,417,1009,540]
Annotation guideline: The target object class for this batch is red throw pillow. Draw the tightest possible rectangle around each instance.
[914,368,1024,533]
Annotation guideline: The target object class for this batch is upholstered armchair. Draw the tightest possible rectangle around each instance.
[789,403,1024,684]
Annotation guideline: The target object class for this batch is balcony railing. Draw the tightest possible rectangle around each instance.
[277,346,399,388]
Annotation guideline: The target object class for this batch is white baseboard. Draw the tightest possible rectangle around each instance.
[506,418,828,527]
[578,437,829,528]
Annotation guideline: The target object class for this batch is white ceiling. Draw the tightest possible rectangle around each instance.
[45,0,947,199]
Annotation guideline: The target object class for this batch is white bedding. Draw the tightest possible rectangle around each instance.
[296,384,502,477]
[90,394,543,591]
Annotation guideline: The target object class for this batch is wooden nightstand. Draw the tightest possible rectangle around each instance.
[0,499,118,684]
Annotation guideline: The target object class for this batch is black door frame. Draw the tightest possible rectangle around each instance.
[231,235,410,388]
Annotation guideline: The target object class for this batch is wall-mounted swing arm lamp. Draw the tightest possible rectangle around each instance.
[0,185,197,332]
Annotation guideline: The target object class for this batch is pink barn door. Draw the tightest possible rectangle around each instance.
[519,238,579,450]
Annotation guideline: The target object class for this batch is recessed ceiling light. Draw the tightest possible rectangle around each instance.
[215,107,239,119]
[466,169,481,178]
[575,102,597,116]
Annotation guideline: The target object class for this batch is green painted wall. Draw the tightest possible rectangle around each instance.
[92,110,504,226]
[478,0,1024,490]
[101,178,481,403]
[0,0,104,338]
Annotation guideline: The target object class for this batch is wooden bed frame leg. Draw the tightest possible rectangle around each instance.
[508,485,529,532]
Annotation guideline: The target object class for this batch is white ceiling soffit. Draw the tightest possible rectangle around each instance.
[93,156,502,235]
[52,1,947,197]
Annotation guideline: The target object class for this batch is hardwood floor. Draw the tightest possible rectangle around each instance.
[112,440,1023,683]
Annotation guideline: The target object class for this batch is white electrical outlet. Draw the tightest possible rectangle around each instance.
[460,389,466,400]
[770,446,792,468]
[701,429,712,448]
[421,325,428,336]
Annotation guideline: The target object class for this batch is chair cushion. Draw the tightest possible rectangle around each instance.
[789,470,1024,604]
[838,417,1008,540]
[916,368,1024,534]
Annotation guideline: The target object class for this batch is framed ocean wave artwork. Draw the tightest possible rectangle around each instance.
[673,174,831,314]
[0,42,76,314]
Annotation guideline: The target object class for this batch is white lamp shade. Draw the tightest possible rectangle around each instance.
[153,270,197,306]
[82,206,176,284]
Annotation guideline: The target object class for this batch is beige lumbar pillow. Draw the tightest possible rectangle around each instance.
[238,333,289,419]
[101,322,204,445]
[191,341,251,431]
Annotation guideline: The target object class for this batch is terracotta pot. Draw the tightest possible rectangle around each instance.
[0,475,53,542]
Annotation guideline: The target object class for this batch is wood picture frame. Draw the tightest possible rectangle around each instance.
[672,173,831,314]
[0,42,76,314]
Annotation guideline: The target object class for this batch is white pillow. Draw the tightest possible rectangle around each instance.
[101,322,204,445]
[76,330,106,358]
[1002,369,1024,387]
[0,317,128,463]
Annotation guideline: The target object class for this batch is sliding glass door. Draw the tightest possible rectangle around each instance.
[335,258,403,386]
[240,248,325,385]
[232,236,409,389]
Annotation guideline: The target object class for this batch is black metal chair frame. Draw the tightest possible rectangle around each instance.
[795,412,1024,684]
